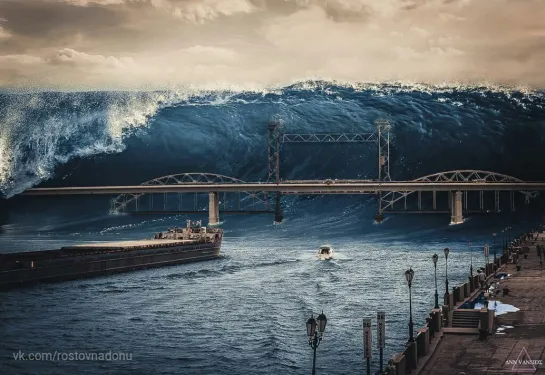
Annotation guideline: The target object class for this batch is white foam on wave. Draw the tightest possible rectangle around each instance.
[0,90,195,197]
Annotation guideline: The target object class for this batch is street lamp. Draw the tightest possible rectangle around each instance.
[444,247,450,300]
[469,240,473,277]
[501,229,505,254]
[405,267,415,342]
[307,311,327,375]
[432,254,439,309]
[493,233,497,264]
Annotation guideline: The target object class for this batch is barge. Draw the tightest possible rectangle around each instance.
[0,220,222,289]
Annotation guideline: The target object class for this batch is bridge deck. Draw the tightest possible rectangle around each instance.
[21,181,545,195]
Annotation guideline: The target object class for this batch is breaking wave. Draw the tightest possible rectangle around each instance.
[1,81,545,199]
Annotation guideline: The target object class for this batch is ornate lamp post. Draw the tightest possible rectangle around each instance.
[306,311,327,375]
[432,254,439,309]
[493,233,497,263]
[405,267,415,342]
[444,247,450,300]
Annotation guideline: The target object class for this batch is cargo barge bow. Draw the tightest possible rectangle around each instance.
[0,220,222,289]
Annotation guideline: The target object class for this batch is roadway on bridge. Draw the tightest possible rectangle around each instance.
[21,181,545,195]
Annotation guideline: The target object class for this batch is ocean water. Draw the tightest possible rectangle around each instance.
[1,82,544,374]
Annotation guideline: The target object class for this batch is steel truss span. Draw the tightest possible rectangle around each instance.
[379,170,538,212]
[281,133,378,143]
[110,173,267,214]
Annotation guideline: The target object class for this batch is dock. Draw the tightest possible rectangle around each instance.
[419,234,545,375]
[384,232,545,375]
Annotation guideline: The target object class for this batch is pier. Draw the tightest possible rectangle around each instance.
[382,230,545,375]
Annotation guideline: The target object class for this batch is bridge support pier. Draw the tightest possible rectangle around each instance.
[208,192,220,226]
[0,197,8,225]
[433,191,436,210]
[510,191,516,212]
[274,192,283,223]
[495,191,500,212]
[450,191,463,224]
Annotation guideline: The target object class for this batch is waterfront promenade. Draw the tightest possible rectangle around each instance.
[419,234,545,375]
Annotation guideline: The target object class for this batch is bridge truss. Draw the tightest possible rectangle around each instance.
[110,173,269,215]
[268,119,392,183]
[379,170,539,213]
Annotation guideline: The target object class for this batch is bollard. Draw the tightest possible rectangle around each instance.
[426,317,434,339]
[431,309,442,332]
[405,341,417,372]
[442,305,450,327]
[393,354,406,375]
[479,309,490,341]
[452,287,460,303]
[417,328,430,356]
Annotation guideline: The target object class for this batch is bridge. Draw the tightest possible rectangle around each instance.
[22,180,545,194]
[22,171,541,226]
[19,120,544,225]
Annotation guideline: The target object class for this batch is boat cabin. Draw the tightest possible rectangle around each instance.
[319,246,332,255]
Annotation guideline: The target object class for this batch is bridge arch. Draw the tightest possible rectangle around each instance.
[380,170,538,212]
[110,173,268,214]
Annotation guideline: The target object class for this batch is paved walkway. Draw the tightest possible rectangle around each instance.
[420,234,545,375]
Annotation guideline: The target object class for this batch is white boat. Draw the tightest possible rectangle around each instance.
[317,245,333,260]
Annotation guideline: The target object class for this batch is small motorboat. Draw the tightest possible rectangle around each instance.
[317,245,333,260]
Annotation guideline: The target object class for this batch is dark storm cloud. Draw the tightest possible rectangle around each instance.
[0,0,126,53]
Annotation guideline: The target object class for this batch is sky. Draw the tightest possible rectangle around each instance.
[0,0,544,90]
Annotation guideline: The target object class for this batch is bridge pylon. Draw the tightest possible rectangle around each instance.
[376,118,392,223]
[267,121,283,223]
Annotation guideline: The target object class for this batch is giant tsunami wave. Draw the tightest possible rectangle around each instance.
[1,82,545,200]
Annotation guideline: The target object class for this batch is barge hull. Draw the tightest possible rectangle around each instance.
[0,243,221,290]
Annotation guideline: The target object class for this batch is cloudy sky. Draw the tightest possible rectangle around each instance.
[0,0,544,90]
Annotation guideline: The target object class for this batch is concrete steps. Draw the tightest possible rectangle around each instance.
[443,327,480,334]
[452,309,480,329]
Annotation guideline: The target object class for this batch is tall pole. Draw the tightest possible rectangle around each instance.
[445,258,449,298]
[493,233,497,264]
[377,312,385,373]
[408,284,414,341]
[363,318,372,375]
[469,240,473,277]
[434,261,439,309]
[502,229,505,254]
[312,334,317,375]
